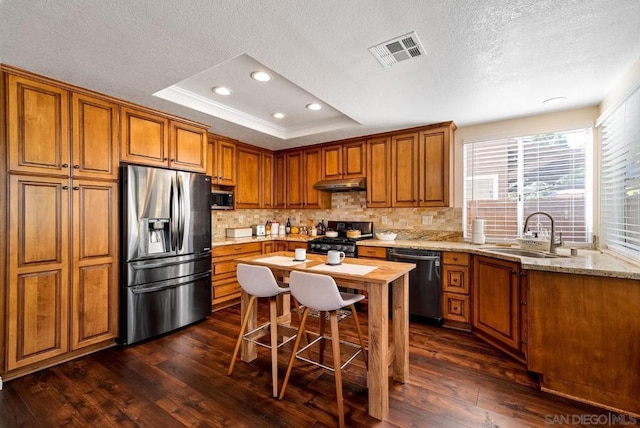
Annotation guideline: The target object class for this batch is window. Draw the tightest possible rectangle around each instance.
[463,129,593,243]
[599,86,640,260]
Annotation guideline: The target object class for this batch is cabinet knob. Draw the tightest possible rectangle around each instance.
[520,301,527,306]
[171,158,175,162]
[521,340,528,345]
[62,163,69,168]
[62,185,69,190]
[164,157,168,161]
[452,257,458,261]
[73,164,80,169]
[73,186,80,190]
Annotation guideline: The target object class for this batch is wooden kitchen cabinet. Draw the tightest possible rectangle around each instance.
[261,151,274,208]
[321,140,366,180]
[357,246,387,259]
[211,242,262,311]
[169,120,207,173]
[286,150,304,208]
[390,123,454,208]
[285,149,329,209]
[120,106,169,167]
[6,74,70,176]
[366,136,391,207]
[72,93,119,180]
[274,153,287,208]
[287,241,308,251]
[472,255,525,362]
[274,241,288,252]
[235,145,262,208]
[208,135,236,185]
[441,252,471,329]
[71,180,118,350]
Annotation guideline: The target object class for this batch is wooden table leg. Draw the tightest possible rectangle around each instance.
[392,274,409,383]
[241,290,257,362]
[367,281,389,420]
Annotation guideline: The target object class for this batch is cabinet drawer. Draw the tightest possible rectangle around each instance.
[213,260,238,276]
[442,292,471,323]
[442,252,469,266]
[214,281,241,299]
[357,246,387,259]
[212,242,262,257]
[442,265,470,294]
[287,241,308,251]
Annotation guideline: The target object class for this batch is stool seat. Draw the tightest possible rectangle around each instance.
[228,264,300,398]
[279,271,368,428]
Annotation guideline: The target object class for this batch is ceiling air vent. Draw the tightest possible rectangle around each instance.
[369,31,426,68]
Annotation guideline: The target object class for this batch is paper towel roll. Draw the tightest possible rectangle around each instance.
[472,219,485,244]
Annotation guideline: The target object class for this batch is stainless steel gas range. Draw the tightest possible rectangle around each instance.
[307,221,374,257]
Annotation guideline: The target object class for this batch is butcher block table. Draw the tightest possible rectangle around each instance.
[234,251,416,420]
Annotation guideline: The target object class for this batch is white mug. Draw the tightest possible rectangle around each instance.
[294,248,306,261]
[327,250,345,265]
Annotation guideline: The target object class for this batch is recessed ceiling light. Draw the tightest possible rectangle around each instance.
[542,96,567,105]
[306,103,322,111]
[272,112,286,119]
[251,71,272,82]
[212,86,232,96]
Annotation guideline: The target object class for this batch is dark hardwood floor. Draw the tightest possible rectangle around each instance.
[0,305,617,427]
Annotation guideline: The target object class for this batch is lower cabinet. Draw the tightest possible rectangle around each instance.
[472,255,526,363]
[211,242,262,311]
[6,175,118,373]
[356,246,387,259]
[287,241,308,251]
[441,252,471,330]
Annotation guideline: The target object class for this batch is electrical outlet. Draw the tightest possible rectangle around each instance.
[238,215,244,223]
[422,215,432,226]
[381,215,389,224]
[295,215,300,224]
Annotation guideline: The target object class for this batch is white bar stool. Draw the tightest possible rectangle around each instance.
[228,263,299,397]
[279,270,368,428]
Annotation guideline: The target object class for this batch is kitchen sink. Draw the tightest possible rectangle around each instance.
[484,247,562,258]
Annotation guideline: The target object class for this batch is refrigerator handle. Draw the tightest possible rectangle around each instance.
[177,174,185,251]
[170,175,178,251]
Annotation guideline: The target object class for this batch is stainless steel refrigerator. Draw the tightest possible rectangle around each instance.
[119,164,212,345]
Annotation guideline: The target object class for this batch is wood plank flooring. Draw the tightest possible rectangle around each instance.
[0,305,617,427]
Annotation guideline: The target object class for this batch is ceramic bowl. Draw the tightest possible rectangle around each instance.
[376,232,397,241]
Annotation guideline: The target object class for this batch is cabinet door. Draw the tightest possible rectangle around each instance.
[473,256,521,353]
[321,144,343,180]
[71,93,119,180]
[216,139,236,185]
[7,175,70,370]
[262,151,274,208]
[304,147,328,209]
[274,153,287,208]
[367,137,391,207]
[7,75,70,176]
[236,145,262,208]
[71,180,118,350]
[120,106,169,167]
[391,133,419,207]
[169,121,207,172]
[342,140,366,178]
[286,151,304,208]
[418,128,450,207]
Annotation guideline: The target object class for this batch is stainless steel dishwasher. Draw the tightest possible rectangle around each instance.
[387,248,442,325]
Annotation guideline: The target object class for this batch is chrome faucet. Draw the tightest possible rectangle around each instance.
[523,211,563,254]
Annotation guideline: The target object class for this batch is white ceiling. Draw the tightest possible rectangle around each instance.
[1,0,639,151]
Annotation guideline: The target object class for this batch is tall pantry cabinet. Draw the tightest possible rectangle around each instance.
[2,68,119,374]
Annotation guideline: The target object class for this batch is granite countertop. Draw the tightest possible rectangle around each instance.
[358,239,640,280]
[211,235,640,280]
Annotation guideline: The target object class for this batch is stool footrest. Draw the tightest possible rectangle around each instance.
[295,335,363,372]
[243,323,298,349]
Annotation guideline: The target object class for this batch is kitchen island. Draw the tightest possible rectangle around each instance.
[234,251,416,421]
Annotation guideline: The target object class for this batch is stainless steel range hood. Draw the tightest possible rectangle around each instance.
[313,177,366,192]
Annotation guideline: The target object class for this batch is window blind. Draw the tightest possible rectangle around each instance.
[599,86,640,260]
[463,129,592,243]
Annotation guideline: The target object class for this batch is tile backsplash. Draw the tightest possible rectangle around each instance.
[212,191,463,241]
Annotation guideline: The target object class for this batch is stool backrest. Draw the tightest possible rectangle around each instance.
[289,270,345,312]
[237,264,285,297]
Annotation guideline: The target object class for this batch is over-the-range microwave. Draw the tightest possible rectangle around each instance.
[211,189,234,210]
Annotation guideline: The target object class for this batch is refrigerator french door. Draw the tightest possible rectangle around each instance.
[120,164,212,345]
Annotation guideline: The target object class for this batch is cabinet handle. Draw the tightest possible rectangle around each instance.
[62,163,69,168]
[512,270,517,275]
[171,158,175,161]
[62,185,69,190]
[520,271,528,277]
[164,157,168,161]
[521,340,528,345]
[73,164,80,169]
[73,186,80,190]
[452,257,458,261]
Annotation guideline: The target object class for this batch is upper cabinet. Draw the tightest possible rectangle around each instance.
[121,106,207,173]
[6,74,120,179]
[208,135,236,185]
[284,148,330,209]
[390,123,455,208]
[274,152,287,208]
[321,140,366,180]
[235,144,262,208]
[261,151,274,209]
[367,136,392,208]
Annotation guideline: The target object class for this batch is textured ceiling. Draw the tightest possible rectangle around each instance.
[1,0,639,150]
